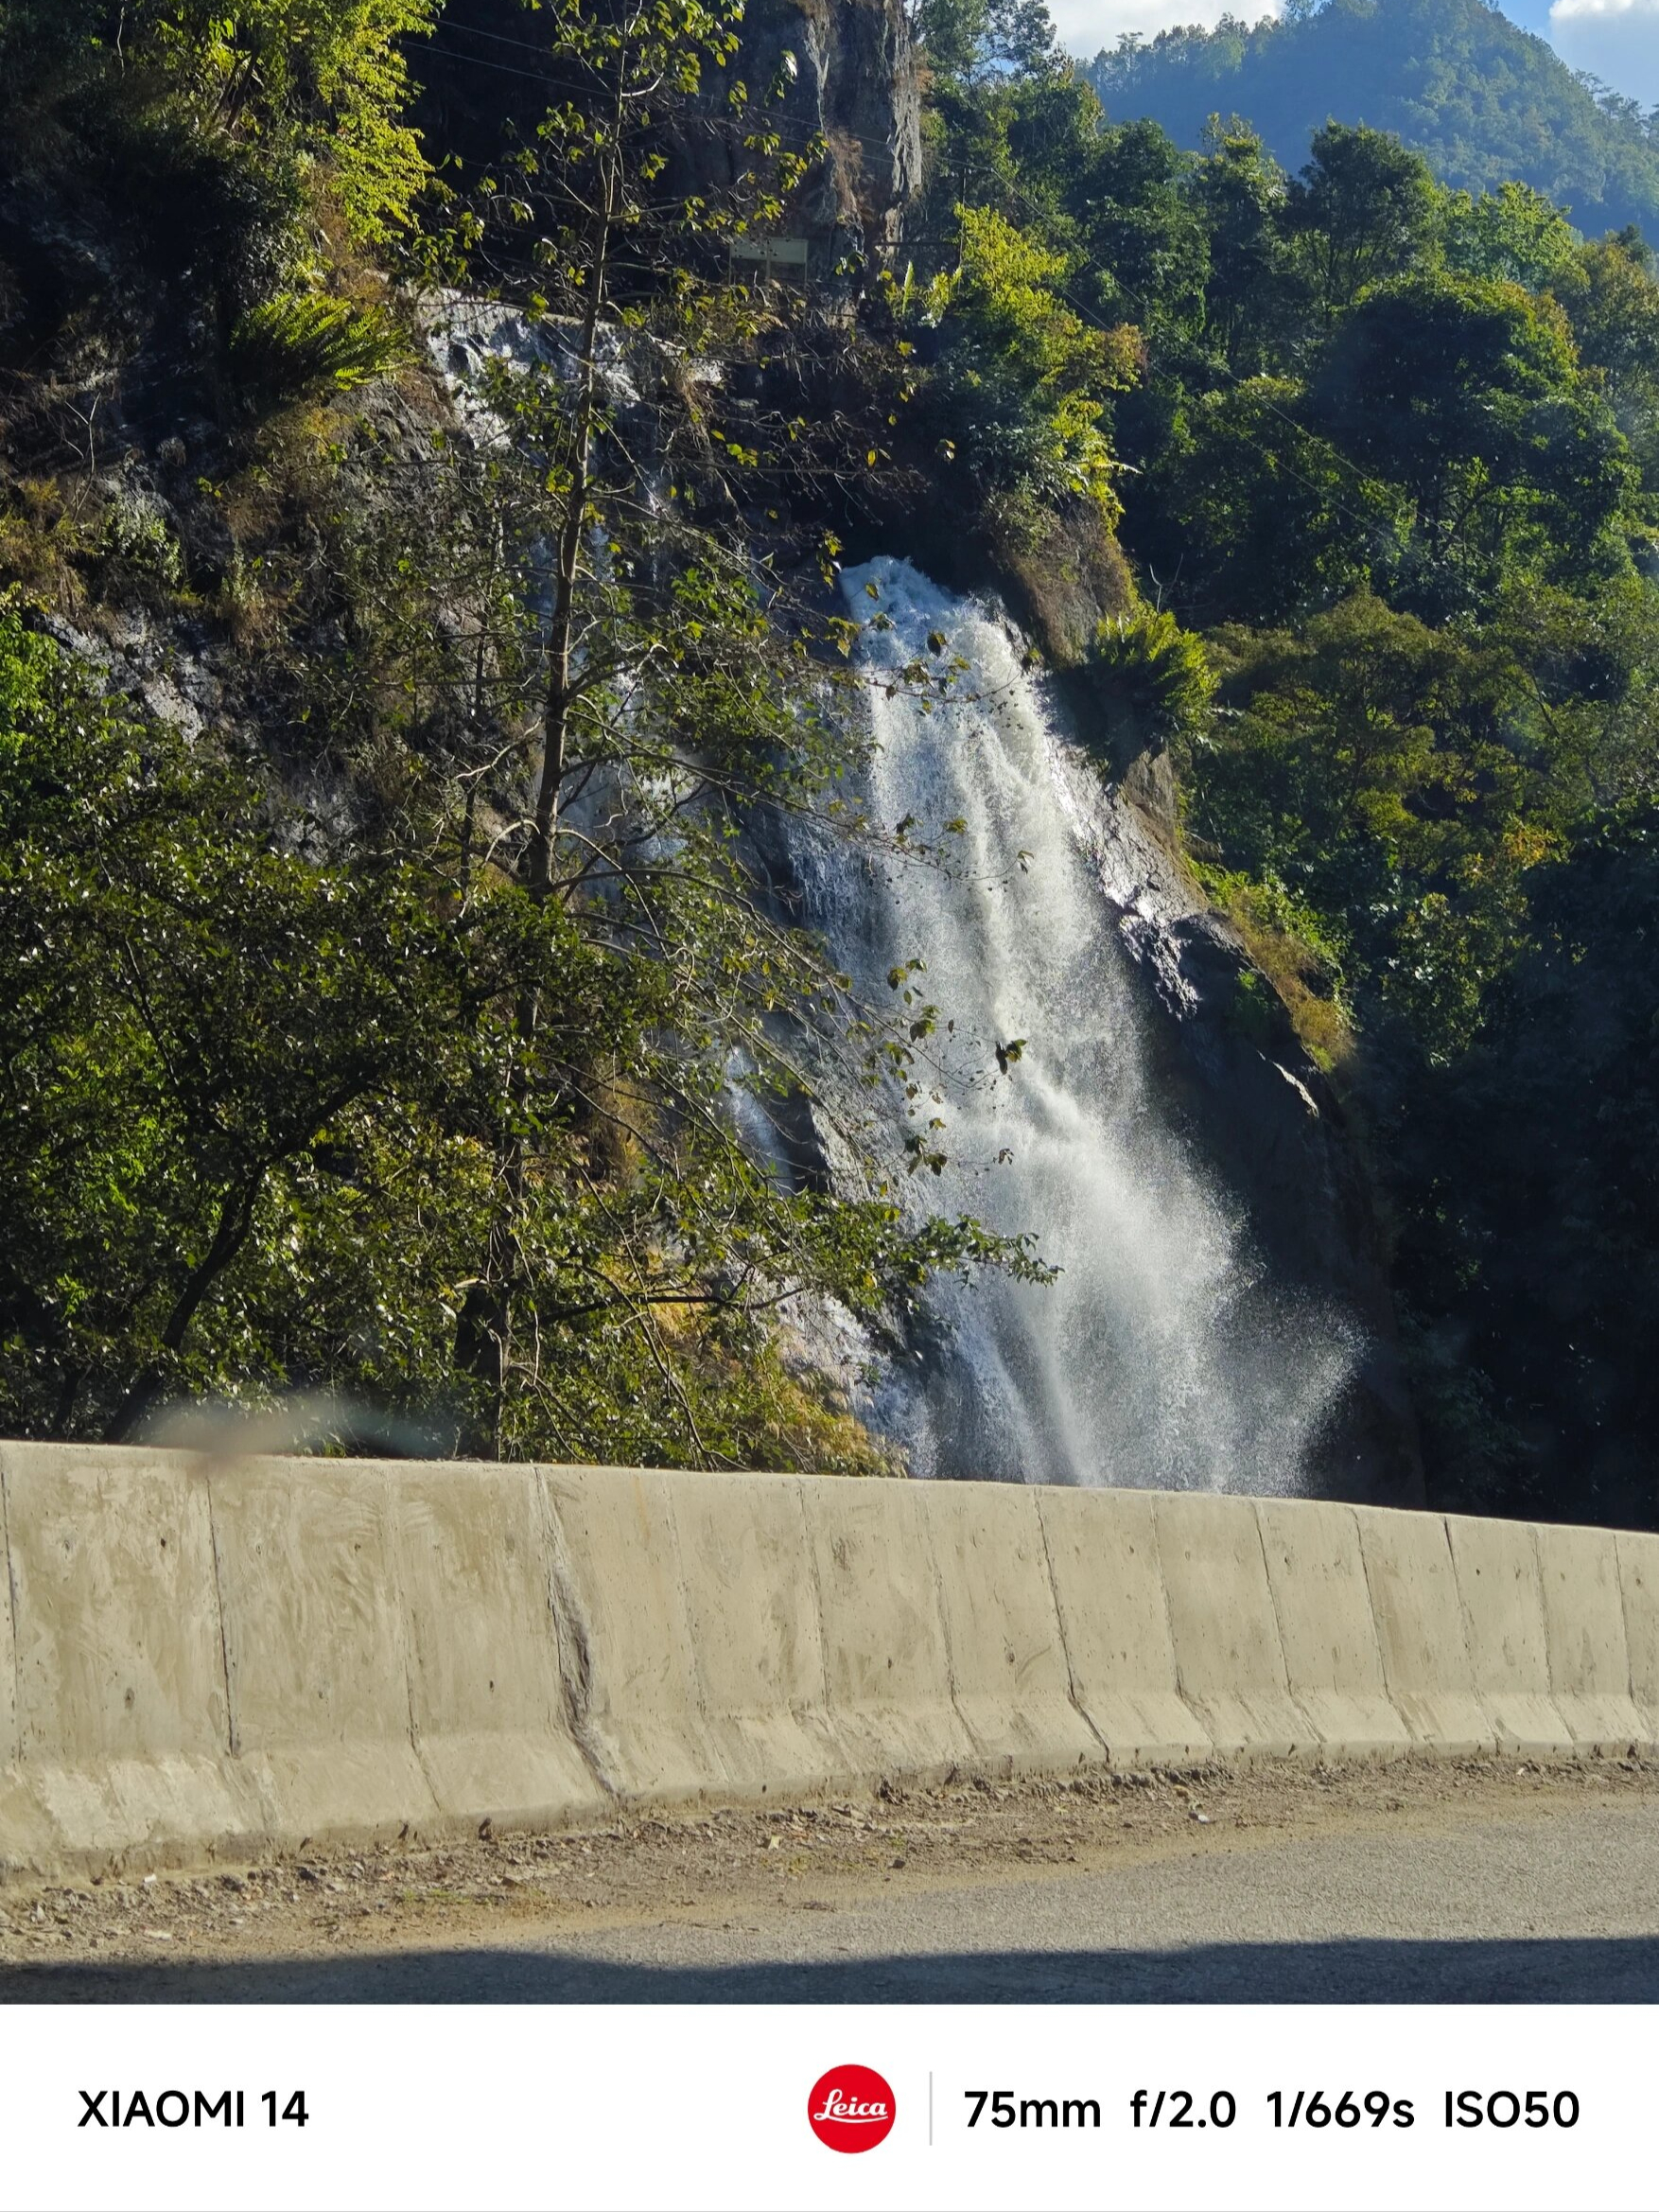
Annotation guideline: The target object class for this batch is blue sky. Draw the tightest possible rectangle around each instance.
[1057,1,1659,110]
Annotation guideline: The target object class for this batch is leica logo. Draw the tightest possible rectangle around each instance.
[812,2090,889,2124]
[807,2065,897,2151]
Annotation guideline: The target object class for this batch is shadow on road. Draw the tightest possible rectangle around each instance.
[3,1937,1656,2003]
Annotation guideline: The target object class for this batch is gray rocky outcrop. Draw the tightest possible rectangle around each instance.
[690,0,921,262]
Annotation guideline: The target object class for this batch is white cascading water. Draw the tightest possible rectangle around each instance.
[786,557,1356,1494]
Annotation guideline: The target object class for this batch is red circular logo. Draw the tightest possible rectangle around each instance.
[808,2064,897,2151]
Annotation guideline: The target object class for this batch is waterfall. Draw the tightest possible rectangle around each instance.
[784,557,1357,1495]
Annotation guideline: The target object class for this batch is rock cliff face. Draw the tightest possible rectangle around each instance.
[416,0,919,268]
[695,0,922,259]
[1031,568,1421,1504]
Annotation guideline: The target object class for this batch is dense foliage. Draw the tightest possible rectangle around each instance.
[0,0,440,243]
[909,16,1659,1524]
[1087,0,1659,246]
[0,0,1040,1467]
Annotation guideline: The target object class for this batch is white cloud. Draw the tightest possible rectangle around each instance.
[1050,0,1282,61]
[1548,0,1659,106]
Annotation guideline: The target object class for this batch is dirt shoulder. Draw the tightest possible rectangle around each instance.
[2,1754,1655,1979]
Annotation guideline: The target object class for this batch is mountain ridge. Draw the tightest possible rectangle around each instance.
[1086,0,1659,240]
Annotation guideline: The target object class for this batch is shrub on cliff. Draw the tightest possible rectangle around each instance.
[0,1,441,246]
[890,205,1141,533]
[1082,606,1213,755]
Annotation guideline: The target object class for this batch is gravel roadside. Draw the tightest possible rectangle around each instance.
[2,1754,1656,1983]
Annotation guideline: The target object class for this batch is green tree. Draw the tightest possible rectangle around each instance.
[910,0,1059,86]
[0,605,457,1440]
[1441,182,1580,292]
[427,0,809,1433]
[1287,123,1441,315]
[1193,121,1305,374]
[1140,377,1402,623]
[1074,117,1210,351]
[894,202,1139,534]
[1398,804,1659,1524]
[135,0,440,242]
[1192,592,1540,1058]
[1550,230,1659,491]
[1312,272,1636,606]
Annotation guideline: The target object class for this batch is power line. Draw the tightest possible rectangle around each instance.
[428,15,559,56]
[424,34,556,84]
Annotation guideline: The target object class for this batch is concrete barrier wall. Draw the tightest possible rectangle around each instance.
[2,1442,1658,1877]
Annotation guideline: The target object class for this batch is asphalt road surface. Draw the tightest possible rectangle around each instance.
[9,1799,1659,2002]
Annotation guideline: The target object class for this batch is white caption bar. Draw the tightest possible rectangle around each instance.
[1,2003,1645,2210]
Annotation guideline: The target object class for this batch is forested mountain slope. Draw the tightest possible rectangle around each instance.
[1086,0,1659,242]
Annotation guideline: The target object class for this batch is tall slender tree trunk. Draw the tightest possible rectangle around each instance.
[461,98,625,1454]
[526,149,620,902]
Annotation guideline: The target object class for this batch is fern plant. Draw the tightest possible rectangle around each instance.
[228,292,403,406]
[1086,608,1215,750]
